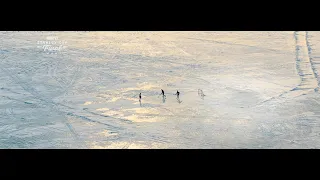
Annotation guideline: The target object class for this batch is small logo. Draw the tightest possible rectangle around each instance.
[36,36,67,54]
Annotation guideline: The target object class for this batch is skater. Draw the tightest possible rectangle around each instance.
[174,90,180,98]
[139,93,142,107]
[198,89,205,99]
[159,89,166,103]
[161,89,165,97]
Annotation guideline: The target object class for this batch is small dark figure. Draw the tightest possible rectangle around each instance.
[161,89,165,97]
[139,93,142,106]
[174,90,181,103]
[174,90,180,98]
[198,89,205,99]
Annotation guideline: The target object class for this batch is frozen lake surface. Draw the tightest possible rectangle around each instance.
[1,31,320,148]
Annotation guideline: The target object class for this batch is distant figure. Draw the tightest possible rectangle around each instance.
[174,90,180,98]
[161,89,165,97]
[175,90,181,103]
[198,89,205,99]
[139,93,142,106]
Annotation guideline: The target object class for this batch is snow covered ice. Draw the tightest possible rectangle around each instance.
[1,31,320,149]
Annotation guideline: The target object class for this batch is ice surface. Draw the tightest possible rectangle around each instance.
[1,31,320,149]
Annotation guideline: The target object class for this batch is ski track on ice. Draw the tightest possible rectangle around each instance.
[1,63,130,129]
[252,31,319,108]
[82,108,133,124]
[0,65,85,145]
[306,31,320,92]
[0,63,133,148]
[0,87,27,95]
[186,37,290,54]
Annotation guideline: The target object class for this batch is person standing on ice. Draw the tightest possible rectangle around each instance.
[174,90,182,104]
[161,89,165,97]
[139,93,142,106]
[174,90,180,98]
